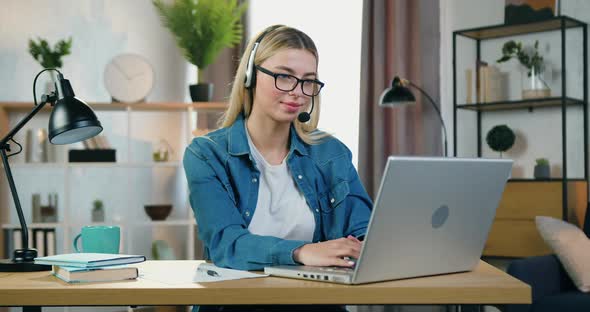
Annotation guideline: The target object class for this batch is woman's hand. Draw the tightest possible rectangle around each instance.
[293,235,362,267]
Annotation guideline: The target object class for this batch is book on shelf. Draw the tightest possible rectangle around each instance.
[477,63,505,103]
[34,253,146,268]
[52,265,139,283]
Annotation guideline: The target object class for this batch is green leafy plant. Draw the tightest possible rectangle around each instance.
[93,200,103,210]
[535,158,549,166]
[153,0,247,83]
[28,37,72,68]
[497,40,544,76]
[486,125,515,157]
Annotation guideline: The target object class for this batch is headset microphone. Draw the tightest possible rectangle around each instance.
[297,96,315,123]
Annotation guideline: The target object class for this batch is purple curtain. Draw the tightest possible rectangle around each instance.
[359,0,441,198]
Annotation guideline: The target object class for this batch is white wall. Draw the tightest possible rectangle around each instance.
[441,0,590,178]
[0,0,191,260]
[0,0,187,103]
[248,0,363,167]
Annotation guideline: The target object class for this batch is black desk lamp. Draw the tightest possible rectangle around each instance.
[379,76,448,157]
[0,68,103,272]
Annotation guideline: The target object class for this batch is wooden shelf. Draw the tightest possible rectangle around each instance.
[6,161,182,169]
[455,15,585,40]
[0,101,227,112]
[133,220,196,226]
[3,220,196,228]
[456,97,585,112]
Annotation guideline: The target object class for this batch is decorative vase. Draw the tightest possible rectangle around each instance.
[534,164,550,179]
[189,83,214,102]
[45,71,59,95]
[522,66,550,99]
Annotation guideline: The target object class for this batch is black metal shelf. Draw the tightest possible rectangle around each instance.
[452,15,588,233]
[455,16,585,40]
[457,97,585,112]
[508,178,586,182]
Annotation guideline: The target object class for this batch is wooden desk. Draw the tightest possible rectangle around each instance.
[0,260,530,307]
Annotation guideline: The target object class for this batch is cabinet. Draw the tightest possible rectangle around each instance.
[0,101,226,260]
[452,16,588,257]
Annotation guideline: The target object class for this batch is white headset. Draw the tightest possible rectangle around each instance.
[244,25,282,89]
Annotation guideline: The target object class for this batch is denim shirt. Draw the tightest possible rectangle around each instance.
[183,114,373,270]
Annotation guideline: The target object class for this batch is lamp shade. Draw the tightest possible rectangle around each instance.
[48,96,103,144]
[379,76,416,107]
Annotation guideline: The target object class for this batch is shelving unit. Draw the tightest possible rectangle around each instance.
[453,16,588,258]
[0,101,226,261]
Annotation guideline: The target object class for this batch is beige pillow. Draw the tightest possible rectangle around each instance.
[536,216,590,292]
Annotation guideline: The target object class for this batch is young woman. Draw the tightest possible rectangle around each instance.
[183,25,373,311]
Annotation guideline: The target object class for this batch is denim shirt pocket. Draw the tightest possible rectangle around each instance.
[319,180,350,214]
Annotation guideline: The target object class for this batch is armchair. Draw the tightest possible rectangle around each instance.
[505,204,590,312]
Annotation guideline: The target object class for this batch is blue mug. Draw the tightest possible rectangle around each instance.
[73,225,120,254]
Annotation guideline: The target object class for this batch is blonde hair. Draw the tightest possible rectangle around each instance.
[220,25,329,145]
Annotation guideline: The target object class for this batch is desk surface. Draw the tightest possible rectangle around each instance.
[0,260,530,306]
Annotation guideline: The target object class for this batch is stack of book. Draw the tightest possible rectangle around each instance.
[465,63,506,104]
[34,253,146,283]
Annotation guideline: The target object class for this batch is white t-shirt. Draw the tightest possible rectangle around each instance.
[245,128,315,242]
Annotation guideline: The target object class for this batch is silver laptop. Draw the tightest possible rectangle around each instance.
[264,156,512,284]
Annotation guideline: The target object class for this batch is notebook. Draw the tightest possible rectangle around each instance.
[53,265,138,283]
[34,253,146,268]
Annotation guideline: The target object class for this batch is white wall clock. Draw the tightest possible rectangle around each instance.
[104,53,155,103]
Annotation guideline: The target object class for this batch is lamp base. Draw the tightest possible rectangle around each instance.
[0,248,52,272]
[0,259,51,272]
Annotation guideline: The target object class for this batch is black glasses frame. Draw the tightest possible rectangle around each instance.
[255,65,324,96]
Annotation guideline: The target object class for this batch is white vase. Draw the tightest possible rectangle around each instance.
[522,66,550,99]
[44,71,58,95]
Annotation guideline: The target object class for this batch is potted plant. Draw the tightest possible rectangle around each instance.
[485,124,515,158]
[91,199,105,223]
[534,158,550,179]
[497,40,550,99]
[28,37,73,93]
[153,0,247,102]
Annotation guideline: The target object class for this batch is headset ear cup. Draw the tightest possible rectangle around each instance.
[244,63,252,88]
[245,67,256,89]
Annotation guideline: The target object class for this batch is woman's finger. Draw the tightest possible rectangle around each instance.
[333,257,356,268]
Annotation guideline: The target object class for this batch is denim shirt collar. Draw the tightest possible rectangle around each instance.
[228,113,308,157]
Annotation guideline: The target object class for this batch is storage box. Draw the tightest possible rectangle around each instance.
[68,149,116,162]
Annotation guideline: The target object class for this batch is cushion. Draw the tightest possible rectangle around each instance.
[536,216,590,292]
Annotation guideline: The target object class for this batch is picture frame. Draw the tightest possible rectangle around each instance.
[504,0,560,25]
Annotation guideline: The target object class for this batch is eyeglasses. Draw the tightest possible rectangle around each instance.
[255,65,324,96]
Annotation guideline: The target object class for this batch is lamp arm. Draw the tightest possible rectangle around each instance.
[407,80,448,157]
[0,68,61,146]
[0,67,60,256]
[0,99,54,252]
[0,99,53,147]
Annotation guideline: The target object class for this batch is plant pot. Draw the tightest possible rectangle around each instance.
[189,83,214,102]
[534,164,550,179]
[522,66,550,99]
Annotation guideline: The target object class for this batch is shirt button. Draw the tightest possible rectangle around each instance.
[245,211,250,217]
[315,209,319,213]
[330,198,335,204]
[297,175,303,180]
[252,178,257,183]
